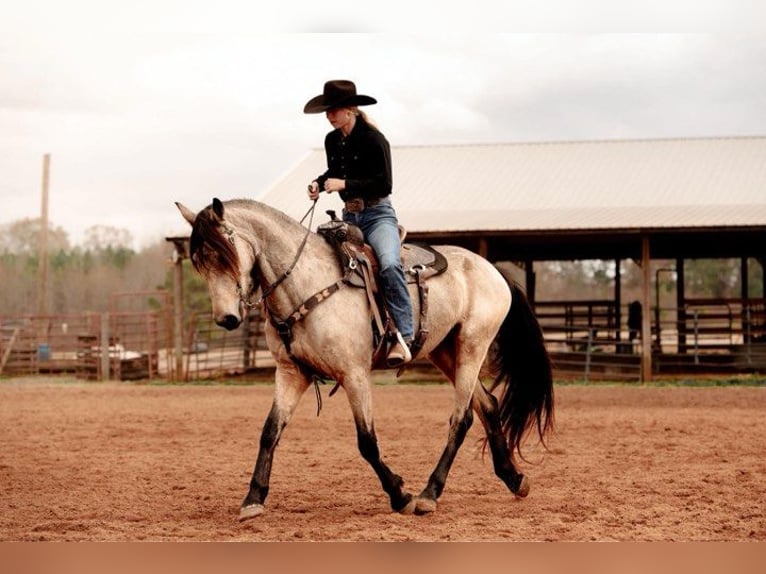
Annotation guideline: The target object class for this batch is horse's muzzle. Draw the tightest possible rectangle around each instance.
[217,314,242,331]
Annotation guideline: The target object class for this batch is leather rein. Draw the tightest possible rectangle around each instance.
[236,200,320,311]
[233,201,347,403]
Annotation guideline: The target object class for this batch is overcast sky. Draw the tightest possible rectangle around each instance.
[2,3,765,249]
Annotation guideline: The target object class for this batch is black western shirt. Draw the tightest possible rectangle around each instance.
[315,118,393,203]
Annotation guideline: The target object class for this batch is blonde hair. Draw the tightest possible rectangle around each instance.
[349,106,379,130]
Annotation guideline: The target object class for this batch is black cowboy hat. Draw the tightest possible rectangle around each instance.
[303,80,377,114]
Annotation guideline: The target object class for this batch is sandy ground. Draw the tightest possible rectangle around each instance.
[1,376,765,541]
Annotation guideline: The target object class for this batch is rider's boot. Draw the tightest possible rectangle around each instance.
[386,331,412,368]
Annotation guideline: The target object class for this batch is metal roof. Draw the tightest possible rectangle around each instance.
[257,136,766,234]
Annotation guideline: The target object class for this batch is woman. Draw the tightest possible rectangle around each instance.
[304,79,413,367]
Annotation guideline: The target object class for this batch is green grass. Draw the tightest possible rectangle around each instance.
[3,372,765,388]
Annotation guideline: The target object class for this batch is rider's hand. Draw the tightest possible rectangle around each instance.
[324,178,345,193]
[307,181,320,201]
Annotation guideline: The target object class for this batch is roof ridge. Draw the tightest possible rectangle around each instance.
[308,135,766,153]
[388,135,766,150]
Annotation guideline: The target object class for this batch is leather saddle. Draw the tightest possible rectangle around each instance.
[317,211,448,366]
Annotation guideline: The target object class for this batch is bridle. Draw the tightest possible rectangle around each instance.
[232,200,319,310]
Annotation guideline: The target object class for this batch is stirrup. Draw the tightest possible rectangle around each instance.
[386,331,412,368]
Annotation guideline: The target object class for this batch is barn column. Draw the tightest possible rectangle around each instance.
[640,235,652,382]
[677,258,686,353]
[761,258,766,304]
[524,260,536,306]
[478,236,488,259]
[614,259,622,345]
[741,257,749,300]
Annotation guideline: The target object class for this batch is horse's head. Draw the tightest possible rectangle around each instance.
[176,198,256,330]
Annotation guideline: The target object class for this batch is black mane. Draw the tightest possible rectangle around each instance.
[189,204,239,278]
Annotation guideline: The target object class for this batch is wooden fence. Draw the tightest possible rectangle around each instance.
[535,298,766,381]
[0,312,171,380]
[181,309,269,380]
[2,297,763,383]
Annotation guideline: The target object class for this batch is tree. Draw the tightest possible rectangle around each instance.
[0,218,70,254]
[685,259,741,298]
[82,225,133,252]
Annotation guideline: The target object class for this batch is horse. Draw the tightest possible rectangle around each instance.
[176,197,554,520]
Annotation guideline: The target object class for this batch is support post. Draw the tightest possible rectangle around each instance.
[640,236,652,382]
[100,313,110,381]
[37,153,50,316]
[741,257,749,301]
[166,238,188,381]
[478,236,488,259]
[614,259,622,345]
[524,260,536,307]
[173,247,184,380]
[677,258,686,353]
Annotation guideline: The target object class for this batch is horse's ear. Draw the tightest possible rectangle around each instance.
[212,198,225,220]
[176,202,197,226]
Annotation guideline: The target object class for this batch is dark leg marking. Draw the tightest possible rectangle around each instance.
[241,404,283,509]
[357,423,413,512]
[417,407,474,507]
[473,384,526,494]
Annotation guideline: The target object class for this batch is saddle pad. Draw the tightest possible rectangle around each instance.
[401,242,448,281]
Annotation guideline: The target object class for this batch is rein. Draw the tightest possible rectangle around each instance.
[238,200,319,309]
[234,199,339,414]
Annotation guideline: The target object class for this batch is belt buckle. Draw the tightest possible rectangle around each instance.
[345,198,365,213]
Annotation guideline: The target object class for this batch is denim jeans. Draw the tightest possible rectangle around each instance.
[343,197,414,341]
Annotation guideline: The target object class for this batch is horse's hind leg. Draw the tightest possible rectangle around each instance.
[239,362,311,521]
[427,346,527,512]
[415,396,474,515]
[342,372,416,514]
[415,340,481,515]
[472,383,529,496]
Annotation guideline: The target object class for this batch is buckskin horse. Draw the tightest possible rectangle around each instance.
[176,198,554,520]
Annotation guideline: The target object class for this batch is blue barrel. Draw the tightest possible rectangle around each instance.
[38,343,51,361]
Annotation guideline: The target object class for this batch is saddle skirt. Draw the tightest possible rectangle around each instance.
[317,216,447,368]
[317,218,448,289]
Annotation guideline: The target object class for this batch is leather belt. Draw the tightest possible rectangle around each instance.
[344,197,382,214]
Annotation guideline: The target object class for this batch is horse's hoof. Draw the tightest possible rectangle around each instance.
[514,475,531,499]
[238,503,265,521]
[396,495,417,515]
[414,497,437,515]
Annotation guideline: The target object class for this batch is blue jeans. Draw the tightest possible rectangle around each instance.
[343,197,414,341]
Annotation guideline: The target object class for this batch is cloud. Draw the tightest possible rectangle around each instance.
[1,32,765,248]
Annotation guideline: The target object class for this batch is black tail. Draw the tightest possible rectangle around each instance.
[489,279,554,458]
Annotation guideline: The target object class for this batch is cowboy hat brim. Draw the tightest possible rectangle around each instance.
[303,94,377,114]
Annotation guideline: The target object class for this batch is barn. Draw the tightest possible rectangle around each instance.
[256,136,766,381]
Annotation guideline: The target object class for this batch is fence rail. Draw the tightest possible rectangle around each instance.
[182,310,269,380]
[535,297,765,381]
[2,297,763,382]
[0,312,172,380]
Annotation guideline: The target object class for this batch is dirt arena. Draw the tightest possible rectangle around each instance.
[1,375,765,541]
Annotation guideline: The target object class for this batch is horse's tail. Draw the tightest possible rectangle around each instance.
[488,277,554,458]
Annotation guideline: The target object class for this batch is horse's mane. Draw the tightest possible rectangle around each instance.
[188,199,304,278]
[189,203,240,278]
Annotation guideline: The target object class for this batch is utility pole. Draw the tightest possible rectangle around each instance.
[37,153,51,316]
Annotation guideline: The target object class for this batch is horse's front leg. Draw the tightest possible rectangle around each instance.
[239,362,311,521]
[342,372,416,514]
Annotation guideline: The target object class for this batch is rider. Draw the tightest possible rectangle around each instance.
[304,79,414,368]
